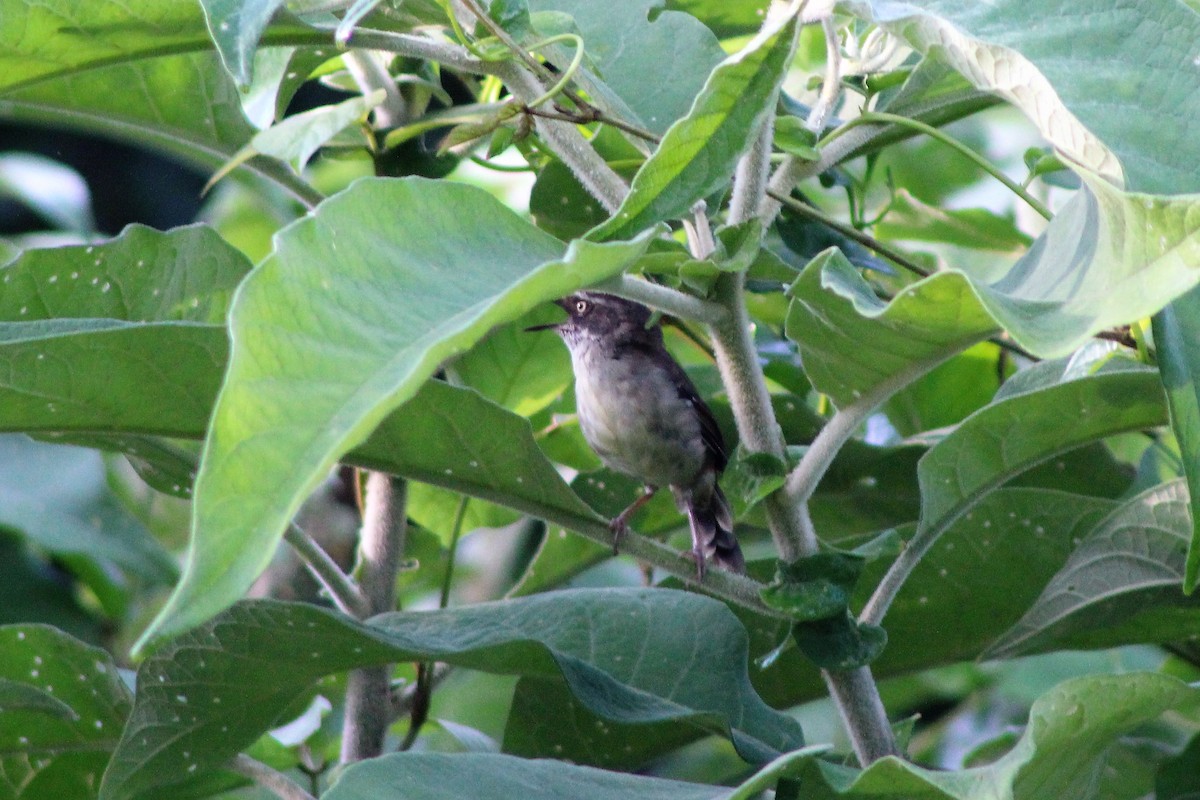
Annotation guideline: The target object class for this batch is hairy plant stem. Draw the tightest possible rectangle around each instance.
[341,473,409,764]
[596,274,727,325]
[231,754,317,800]
[284,523,368,618]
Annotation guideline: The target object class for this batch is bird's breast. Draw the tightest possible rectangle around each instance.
[571,346,707,487]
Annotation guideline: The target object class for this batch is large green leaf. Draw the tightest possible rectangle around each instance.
[102,591,803,799]
[986,480,1197,658]
[0,225,247,437]
[784,248,998,408]
[0,625,131,800]
[323,753,729,800]
[861,367,1168,625]
[849,0,1200,194]
[588,11,798,241]
[793,673,1198,800]
[1152,286,1200,592]
[199,0,288,88]
[0,1,315,195]
[141,178,654,648]
[526,0,726,136]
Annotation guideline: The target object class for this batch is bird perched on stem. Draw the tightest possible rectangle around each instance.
[529,292,744,578]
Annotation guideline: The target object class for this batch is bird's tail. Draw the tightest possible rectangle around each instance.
[686,484,745,577]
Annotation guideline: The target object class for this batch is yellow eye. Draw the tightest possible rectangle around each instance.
[575,299,589,314]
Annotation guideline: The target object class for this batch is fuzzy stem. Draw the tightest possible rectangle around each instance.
[804,17,842,134]
[596,275,727,325]
[284,524,368,618]
[493,61,628,212]
[730,117,774,224]
[343,51,407,129]
[231,755,317,800]
[340,473,408,764]
[823,666,896,764]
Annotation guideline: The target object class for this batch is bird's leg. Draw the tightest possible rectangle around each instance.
[609,485,658,555]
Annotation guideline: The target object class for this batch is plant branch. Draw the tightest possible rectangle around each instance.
[284,523,368,618]
[231,755,317,800]
[314,28,493,75]
[730,117,775,224]
[343,51,407,129]
[805,17,842,134]
[596,274,728,325]
[766,188,931,277]
[341,472,409,764]
[823,666,896,764]
[493,61,629,213]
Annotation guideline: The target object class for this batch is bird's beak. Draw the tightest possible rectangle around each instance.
[525,298,569,332]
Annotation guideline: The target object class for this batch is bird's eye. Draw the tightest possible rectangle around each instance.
[575,299,590,314]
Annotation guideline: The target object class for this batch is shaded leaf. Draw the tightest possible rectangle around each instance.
[791,612,887,671]
[987,480,1195,658]
[0,626,131,800]
[323,752,729,800]
[104,591,803,799]
[1152,286,1200,591]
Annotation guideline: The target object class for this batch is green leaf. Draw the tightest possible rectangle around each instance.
[208,90,384,188]
[526,0,726,135]
[0,625,131,800]
[761,554,864,622]
[141,178,654,648]
[0,226,247,438]
[785,248,999,408]
[587,12,799,241]
[793,673,1198,800]
[874,189,1032,251]
[103,591,803,799]
[986,480,1196,658]
[791,611,887,671]
[1152,287,1200,592]
[915,368,1167,547]
[199,0,288,88]
[663,0,772,40]
[851,0,1200,194]
[323,752,729,800]
[0,435,177,585]
[773,116,820,160]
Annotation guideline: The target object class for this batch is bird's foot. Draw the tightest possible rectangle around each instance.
[608,485,658,556]
[682,547,707,582]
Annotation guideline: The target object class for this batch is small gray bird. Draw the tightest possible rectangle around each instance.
[531,292,745,578]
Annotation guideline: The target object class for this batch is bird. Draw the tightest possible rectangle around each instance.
[530,291,744,578]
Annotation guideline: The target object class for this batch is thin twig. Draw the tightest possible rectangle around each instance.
[231,754,317,800]
[284,524,368,618]
[804,17,842,134]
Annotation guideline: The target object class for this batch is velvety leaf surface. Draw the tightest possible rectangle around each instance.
[323,752,729,800]
[588,12,798,241]
[0,626,130,800]
[802,674,1196,799]
[142,177,653,647]
[103,591,802,799]
[0,225,247,437]
[849,0,1200,194]
[987,480,1196,658]
[785,249,998,408]
[1152,286,1200,591]
[526,0,726,136]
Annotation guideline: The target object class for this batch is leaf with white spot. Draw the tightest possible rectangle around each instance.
[101,591,803,799]
[0,626,130,800]
[986,480,1198,658]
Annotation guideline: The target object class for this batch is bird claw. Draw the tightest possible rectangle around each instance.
[607,516,628,556]
[683,547,707,582]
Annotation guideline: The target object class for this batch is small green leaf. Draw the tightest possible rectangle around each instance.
[792,612,887,671]
[761,554,864,622]
[785,248,998,407]
[588,12,799,241]
[1152,287,1200,592]
[773,116,820,160]
[874,189,1032,251]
